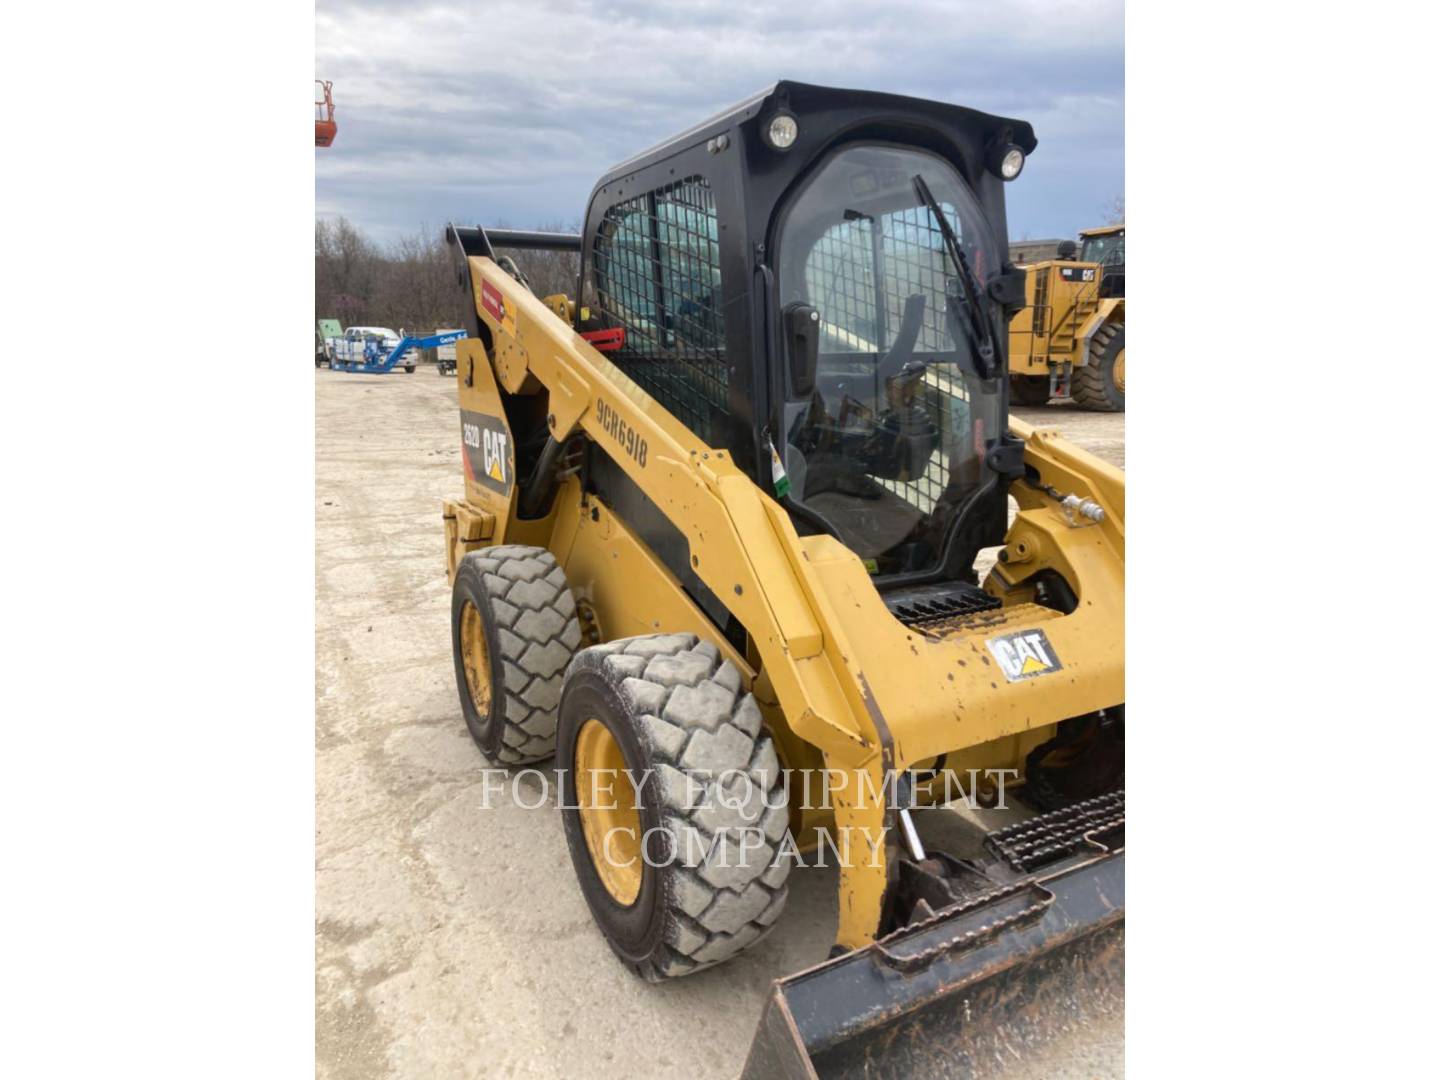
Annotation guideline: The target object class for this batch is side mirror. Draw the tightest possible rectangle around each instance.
[784,302,820,397]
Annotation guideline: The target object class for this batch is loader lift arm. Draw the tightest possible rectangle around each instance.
[444,228,883,767]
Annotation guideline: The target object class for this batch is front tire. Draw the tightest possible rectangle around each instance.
[450,546,582,765]
[1072,323,1125,412]
[404,364,416,374]
[558,634,791,981]
[1009,375,1052,407]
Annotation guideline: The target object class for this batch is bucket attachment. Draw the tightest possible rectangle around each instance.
[742,794,1124,1079]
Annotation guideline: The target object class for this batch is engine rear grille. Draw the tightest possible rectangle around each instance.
[889,589,1001,632]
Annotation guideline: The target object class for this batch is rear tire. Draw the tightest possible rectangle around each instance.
[404,364,416,374]
[1072,323,1125,412]
[558,634,792,981]
[450,546,582,765]
[1009,375,1052,407]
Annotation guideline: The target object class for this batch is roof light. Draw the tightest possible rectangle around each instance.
[764,112,799,151]
[999,147,1025,179]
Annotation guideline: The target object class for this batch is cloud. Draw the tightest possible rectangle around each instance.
[316,0,1123,243]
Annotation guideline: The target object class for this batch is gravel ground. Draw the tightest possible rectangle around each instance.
[315,368,1124,1079]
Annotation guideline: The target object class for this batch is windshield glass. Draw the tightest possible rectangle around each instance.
[1080,231,1124,266]
[775,144,1004,577]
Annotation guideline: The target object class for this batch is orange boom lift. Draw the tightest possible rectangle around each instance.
[315,80,337,148]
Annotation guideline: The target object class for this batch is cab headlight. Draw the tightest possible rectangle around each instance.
[763,112,799,151]
[987,142,1026,181]
[999,147,1025,179]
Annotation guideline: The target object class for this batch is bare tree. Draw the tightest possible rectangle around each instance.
[382,225,462,330]
[316,217,582,334]
[1104,195,1125,225]
[315,218,382,326]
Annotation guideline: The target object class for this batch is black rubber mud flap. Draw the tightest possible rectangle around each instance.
[741,853,1124,1079]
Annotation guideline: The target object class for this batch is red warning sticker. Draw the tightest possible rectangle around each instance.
[480,278,516,337]
[481,280,505,323]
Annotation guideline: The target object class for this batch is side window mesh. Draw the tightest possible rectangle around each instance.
[592,177,728,443]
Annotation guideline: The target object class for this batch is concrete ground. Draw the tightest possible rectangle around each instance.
[315,368,1124,1079]
[1013,401,1125,470]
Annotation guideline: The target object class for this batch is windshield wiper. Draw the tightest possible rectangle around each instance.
[912,174,996,379]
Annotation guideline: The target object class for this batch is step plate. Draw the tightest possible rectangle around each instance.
[985,790,1125,873]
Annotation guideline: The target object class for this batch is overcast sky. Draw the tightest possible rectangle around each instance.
[316,0,1123,244]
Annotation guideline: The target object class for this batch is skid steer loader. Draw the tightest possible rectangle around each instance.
[440,82,1124,1077]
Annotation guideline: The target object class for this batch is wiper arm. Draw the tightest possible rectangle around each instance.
[912,174,996,379]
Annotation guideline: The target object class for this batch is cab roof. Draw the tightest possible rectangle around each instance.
[594,80,1039,191]
[1079,224,1125,238]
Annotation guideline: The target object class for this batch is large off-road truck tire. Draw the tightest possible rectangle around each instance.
[1009,375,1053,407]
[557,633,792,981]
[450,546,582,765]
[1072,322,1125,412]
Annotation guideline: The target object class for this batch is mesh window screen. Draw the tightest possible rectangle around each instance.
[804,203,981,517]
[593,177,728,443]
[804,204,966,356]
[889,367,976,517]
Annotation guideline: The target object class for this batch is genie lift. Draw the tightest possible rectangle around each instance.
[331,330,470,374]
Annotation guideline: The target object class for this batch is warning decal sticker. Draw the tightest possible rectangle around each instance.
[986,628,1063,682]
[480,280,515,337]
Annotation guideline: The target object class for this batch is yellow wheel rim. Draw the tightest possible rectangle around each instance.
[1114,348,1126,393]
[459,601,492,716]
[575,719,643,905]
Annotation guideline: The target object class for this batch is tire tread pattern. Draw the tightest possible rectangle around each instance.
[463,545,581,764]
[568,633,792,980]
[1072,321,1124,412]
